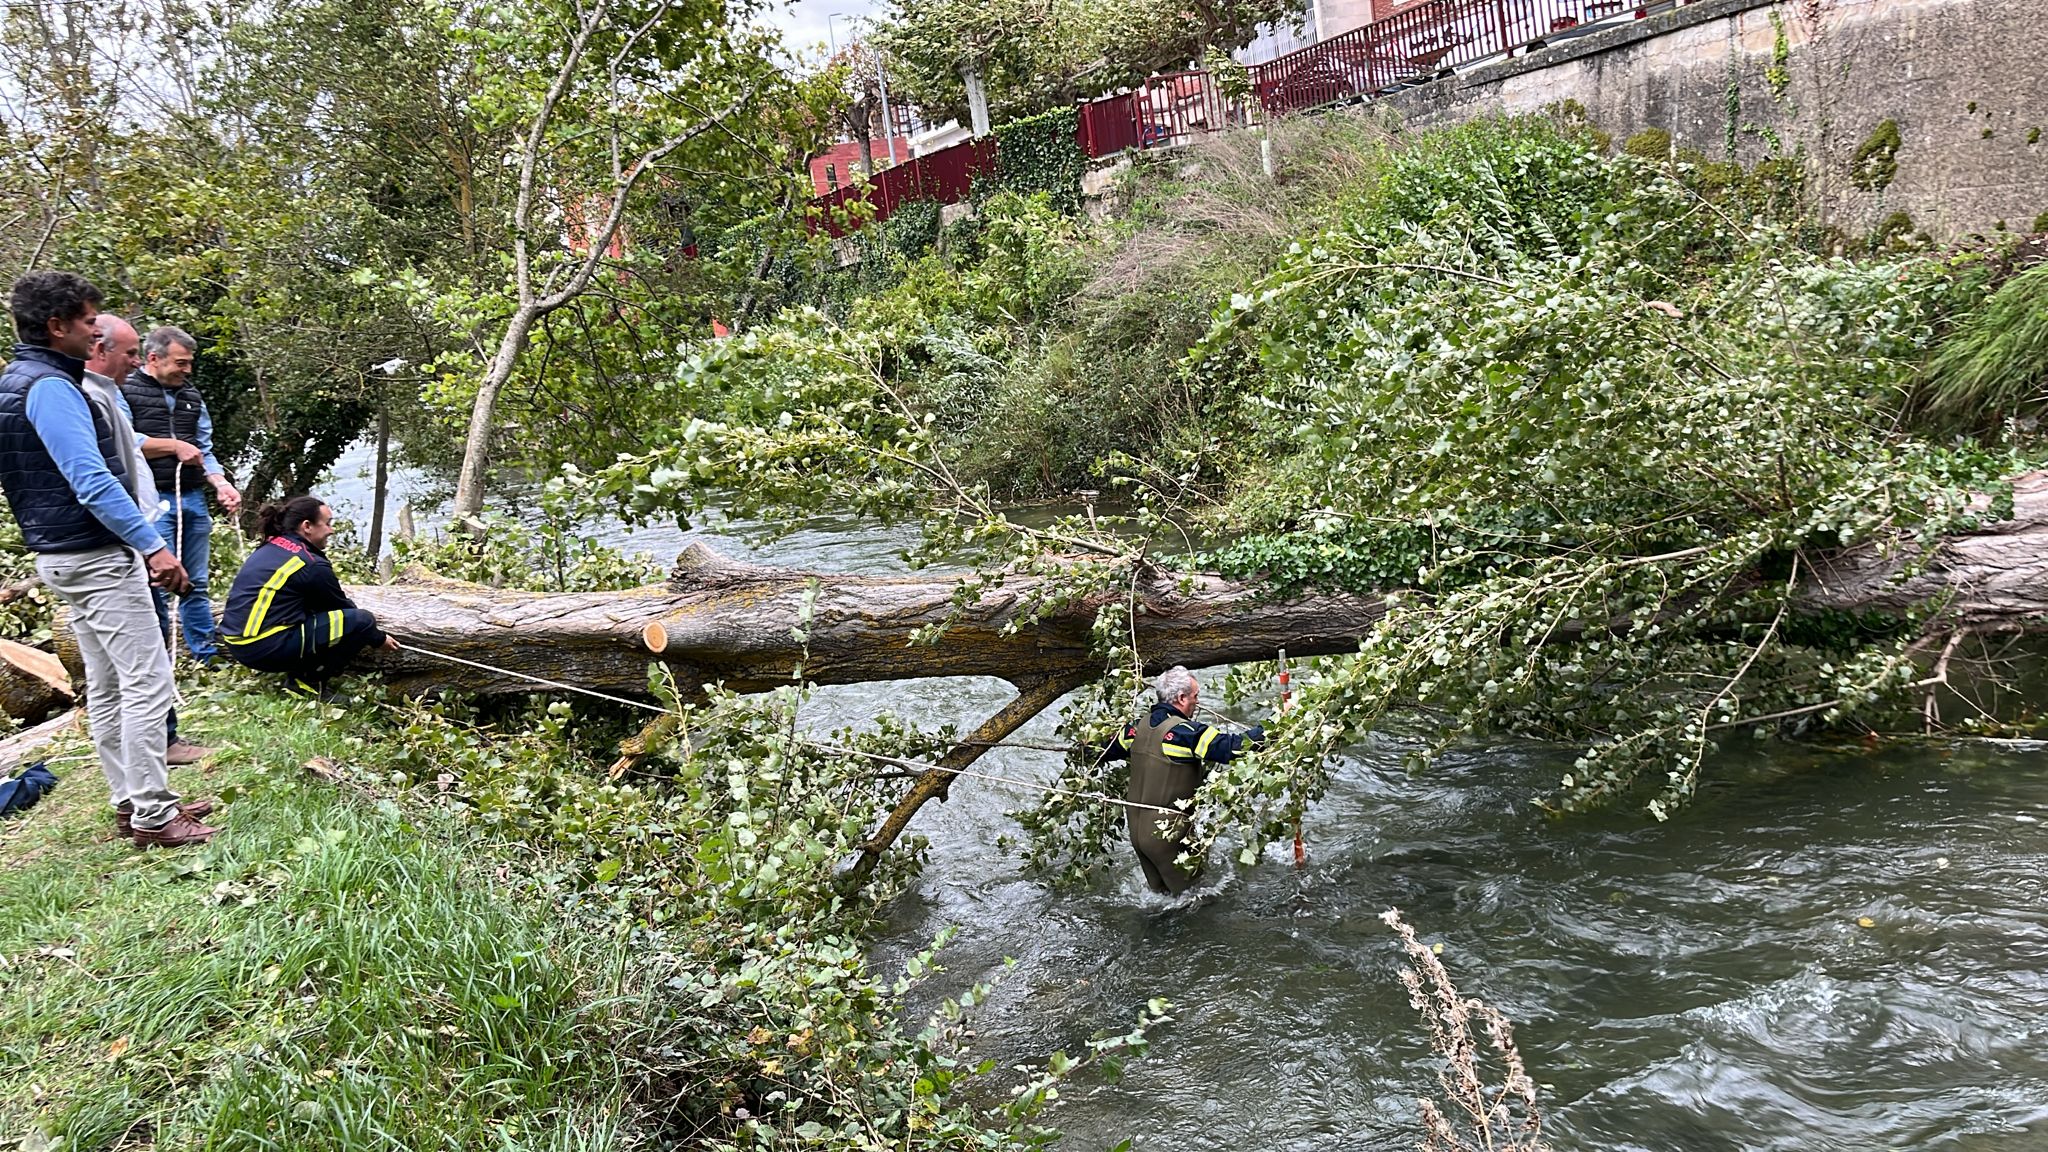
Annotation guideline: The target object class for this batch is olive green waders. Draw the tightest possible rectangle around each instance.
[1126,709,1204,894]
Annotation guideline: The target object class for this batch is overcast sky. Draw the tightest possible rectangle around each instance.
[759,0,888,63]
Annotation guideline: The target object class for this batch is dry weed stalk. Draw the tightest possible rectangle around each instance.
[1381,908,1548,1152]
[1081,116,1395,299]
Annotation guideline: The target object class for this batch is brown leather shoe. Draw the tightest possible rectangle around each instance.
[131,813,218,848]
[115,799,216,838]
[166,738,215,766]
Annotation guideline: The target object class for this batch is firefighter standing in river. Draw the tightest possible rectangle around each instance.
[1100,666,1264,894]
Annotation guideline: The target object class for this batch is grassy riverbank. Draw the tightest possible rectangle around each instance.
[1,674,1146,1150]
[0,687,634,1149]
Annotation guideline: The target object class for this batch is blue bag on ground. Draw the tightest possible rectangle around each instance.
[0,761,59,817]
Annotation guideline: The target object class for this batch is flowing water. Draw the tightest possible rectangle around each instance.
[321,446,2048,1151]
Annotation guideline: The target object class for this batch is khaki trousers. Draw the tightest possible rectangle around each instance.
[34,545,179,829]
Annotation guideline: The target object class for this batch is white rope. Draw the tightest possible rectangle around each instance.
[169,464,182,662]
[390,640,1187,817]
[393,641,668,714]
[165,464,186,708]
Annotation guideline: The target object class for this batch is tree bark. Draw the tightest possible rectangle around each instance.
[0,637,72,723]
[451,306,537,523]
[345,542,1387,699]
[0,709,79,773]
[1797,472,2048,632]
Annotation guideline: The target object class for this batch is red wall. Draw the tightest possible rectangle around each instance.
[808,137,913,196]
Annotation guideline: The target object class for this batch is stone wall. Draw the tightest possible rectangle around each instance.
[1371,0,2047,240]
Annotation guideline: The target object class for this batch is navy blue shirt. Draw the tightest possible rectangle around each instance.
[21,368,165,553]
[1098,702,1258,765]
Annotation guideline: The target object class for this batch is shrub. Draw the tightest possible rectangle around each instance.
[1622,127,1672,160]
[990,108,1086,214]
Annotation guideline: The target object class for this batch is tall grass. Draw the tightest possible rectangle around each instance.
[1917,263,2048,428]
[948,115,1399,496]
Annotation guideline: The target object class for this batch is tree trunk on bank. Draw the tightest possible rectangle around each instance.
[45,482,2048,871]
[0,709,79,772]
[343,479,2048,701]
[0,637,71,724]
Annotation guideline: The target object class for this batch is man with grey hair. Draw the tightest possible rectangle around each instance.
[116,324,241,665]
[86,315,216,769]
[1099,665,1264,894]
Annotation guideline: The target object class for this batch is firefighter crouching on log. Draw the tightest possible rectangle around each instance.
[218,494,396,695]
[1100,666,1264,894]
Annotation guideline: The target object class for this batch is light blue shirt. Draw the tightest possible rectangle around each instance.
[113,376,224,477]
[24,377,169,554]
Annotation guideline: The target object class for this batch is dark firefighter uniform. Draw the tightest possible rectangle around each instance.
[218,532,386,691]
[1100,703,1263,894]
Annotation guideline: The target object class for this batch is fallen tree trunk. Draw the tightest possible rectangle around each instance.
[331,483,2048,884]
[347,543,1389,699]
[349,482,2048,700]
[1800,472,2048,630]
[48,482,2048,882]
[0,637,72,724]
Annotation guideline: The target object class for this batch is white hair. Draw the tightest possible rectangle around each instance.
[1153,666,1197,705]
[91,313,134,345]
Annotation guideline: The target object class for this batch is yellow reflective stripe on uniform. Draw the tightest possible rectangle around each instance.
[328,609,344,637]
[240,555,304,640]
[223,624,293,646]
[1193,727,1220,759]
[1118,730,1135,750]
[1161,742,1198,760]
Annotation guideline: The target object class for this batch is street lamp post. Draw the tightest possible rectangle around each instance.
[873,34,899,166]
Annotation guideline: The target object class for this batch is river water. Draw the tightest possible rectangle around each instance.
[320,444,2048,1151]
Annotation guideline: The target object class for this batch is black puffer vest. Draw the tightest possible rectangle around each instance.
[0,344,129,553]
[118,370,206,494]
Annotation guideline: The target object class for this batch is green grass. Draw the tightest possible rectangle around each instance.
[1918,263,2048,428]
[0,688,632,1150]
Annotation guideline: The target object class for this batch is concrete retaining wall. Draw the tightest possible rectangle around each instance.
[1371,0,2046,240]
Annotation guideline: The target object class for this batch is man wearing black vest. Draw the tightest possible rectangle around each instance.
[116,325,241,665]
[1,271,215,848]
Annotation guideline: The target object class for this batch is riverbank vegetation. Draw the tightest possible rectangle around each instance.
[1,679,1161,1147]
[568,110,2048,870]
[6,48,2048,1141]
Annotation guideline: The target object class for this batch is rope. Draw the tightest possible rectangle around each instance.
[169,465,181,664]
[390,640,1186,817]
[165,466,186,708]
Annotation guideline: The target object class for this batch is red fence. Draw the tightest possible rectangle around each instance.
[1250,0,1657,115]
[1075,71,1254,159]
[809,136,998,238]
[812,0,1664,233]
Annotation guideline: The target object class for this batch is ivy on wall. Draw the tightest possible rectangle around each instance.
[989,108,1085,213]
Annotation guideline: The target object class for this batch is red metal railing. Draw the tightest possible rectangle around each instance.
[1078,94,1144,159]
[811,0,1666,232]
[1250,0,1658,115]
[809,136,998,238]
[1076,71,1253,160]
